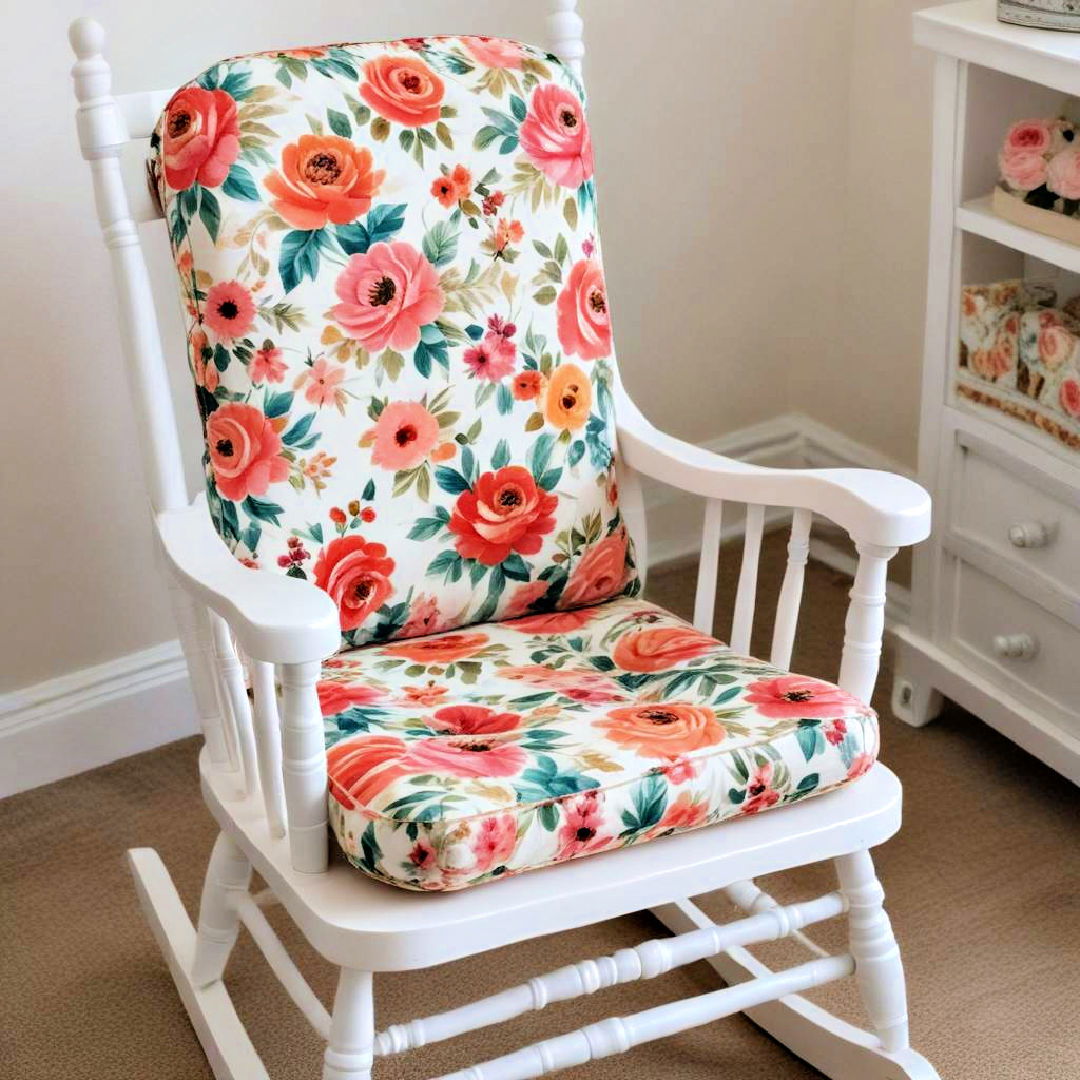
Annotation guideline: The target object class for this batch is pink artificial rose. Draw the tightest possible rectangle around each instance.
[556,259,612,360]
[1046,148,1080,200]
[333,242,445,351]
[1003,119,1053,153]
[1000,147,1047,193]
[1061,377,1080,418]
[519,84,594,189]
[463,36,524,69]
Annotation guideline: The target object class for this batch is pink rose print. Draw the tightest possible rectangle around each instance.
[463,36,524,69]
[556,790,611,860]
[369,401,440,470]
[206,402,289,502]
[519,84,594,189]
[744,675,863,719]
[162,87,240,191]
[403,736,526,779]
[1061,377,1080,418]
[333,242,444,351]
[556,259,612,360]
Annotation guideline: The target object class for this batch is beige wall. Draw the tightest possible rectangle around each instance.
[1,0,930,693]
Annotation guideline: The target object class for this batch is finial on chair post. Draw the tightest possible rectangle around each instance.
[548,0,585,77]
[69,17,126,159]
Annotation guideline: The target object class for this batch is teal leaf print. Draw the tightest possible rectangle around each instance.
[263,389,294,418]
[279,229,327,293]
[514,754,599,803]
[335,203,407,255]
[620,772,668,835]
[242,495,285,526]
[221,163,260,201]
[327,108,352,138]
[198,187,221,242]
[434,466,470,496]
[796,719,824,762]
[422,220,460,267]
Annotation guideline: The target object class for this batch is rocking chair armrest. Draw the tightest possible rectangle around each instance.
[615,403,931,549]
[155,502,340,664]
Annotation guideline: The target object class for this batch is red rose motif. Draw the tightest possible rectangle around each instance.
[556,259,612,361]
[162,87,240,191]
[519,84,594,189]
[317,681,385,716]
[561,531,629,607]
[448,466,558,566]
[206,402,289,502]
[313,536,395,631]
[426,706,521,736]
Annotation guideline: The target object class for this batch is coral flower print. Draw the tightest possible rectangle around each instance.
[744,675,864,720]
[313,536,395,631]
[557,791,610,860]
[333,242,444,351]
[162,87,239,190]
[507,607,598,633]
[500,664,624,703]
[204,281,255,342]
[520,84,594,189]
[464,338,516,381]
[383,632,489,664]
[557,259,612,360]
[596,703,725,760]
[403,736,526,779]
[470,815,518,875]
[1061,377,1080,418]
[265,134,385,229]
[512,370,544,400]
[361,54,445,127]
[449,466,558,565]
[206,403,289,501]
[463,36,524,69]
[544,364,592,430]
[612,625,716,673]
[741,763,781,815]
[317,681,385,716]
[250,344,286,383]
[561,532,629,607]
[297,357,345,407]
[431,165,472,208]
[328,735,410,807]
[369,401,440,469]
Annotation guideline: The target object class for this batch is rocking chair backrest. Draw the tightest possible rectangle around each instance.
[72,3,645,654]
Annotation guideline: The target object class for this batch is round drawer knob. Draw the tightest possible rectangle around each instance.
[992,633,1039,661]
[1008,521,1051,548]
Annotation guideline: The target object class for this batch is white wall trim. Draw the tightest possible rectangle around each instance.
[1,413,913,798]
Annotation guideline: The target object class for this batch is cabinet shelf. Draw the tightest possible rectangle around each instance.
[957,194,1080,274]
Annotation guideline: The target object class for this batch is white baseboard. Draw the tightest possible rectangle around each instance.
[0,412,912,798]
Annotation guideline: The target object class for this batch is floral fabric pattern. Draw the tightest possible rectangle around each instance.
[321,597,879,891]
[150,37,639,649]
[959,279,1080,451]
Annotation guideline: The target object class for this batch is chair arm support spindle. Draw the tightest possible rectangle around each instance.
[280,660,329,874]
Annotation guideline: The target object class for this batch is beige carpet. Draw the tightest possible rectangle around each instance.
[3,534,1078,1079]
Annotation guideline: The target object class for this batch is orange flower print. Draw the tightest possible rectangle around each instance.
[448,466,558,565]
[204,281,255,342]
[313,536,395,631]
[431,164,472,208]
[654,791,709,833]
[557,259,612,361]
[512,370,544,401]
[611,626,716,673]
[316,681,386,716]
[162,87,240,191]
[368,401,440,470]
[328,734,410,807]
[206,402,289,502]
[360,54,444,128]
[265,134,385,230]
[596,703,725,760]
[383,632,490,664]
[543,364,592,430]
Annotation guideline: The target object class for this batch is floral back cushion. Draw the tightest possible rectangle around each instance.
[150,36,640,648]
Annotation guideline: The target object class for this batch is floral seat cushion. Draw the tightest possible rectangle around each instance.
[150,36,640,651]
[321,597,879,891]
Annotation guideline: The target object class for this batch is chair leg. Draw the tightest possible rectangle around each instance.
[191,831,252,989]
[834,848,910,1053]
[324,968,375,1080]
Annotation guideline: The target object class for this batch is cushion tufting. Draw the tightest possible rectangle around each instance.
[320,597,879,891]
[150,36,640,651]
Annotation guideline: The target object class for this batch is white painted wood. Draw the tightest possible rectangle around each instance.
[323,969,374,1080]
[839,544,896,705]
[375,892,845,1057]
[250,661,287,839]
[233,894,331,1040]
[69,17,187,514]
[117,87,174,142]
[770,508,812,669]
[730,504,765,654]
[438,955,854,1080]
[652,898,941,1080]
[210,611,259,798]
[834,849,910,1054]
[279,661,329,874]
[192,832,253,988]
[898,6,1080,783]
[722,878,830,960]
[547,0,584,75]
[691,499,723,634]
[128,848,269,1080]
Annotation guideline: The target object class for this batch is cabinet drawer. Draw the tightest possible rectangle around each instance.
[951,560,1080,731]
[949,435,1080,602]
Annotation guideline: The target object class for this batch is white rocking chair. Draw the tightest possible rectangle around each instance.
[69,6,939,1079]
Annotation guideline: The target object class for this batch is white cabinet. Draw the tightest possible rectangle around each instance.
[893,1,1080,783]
